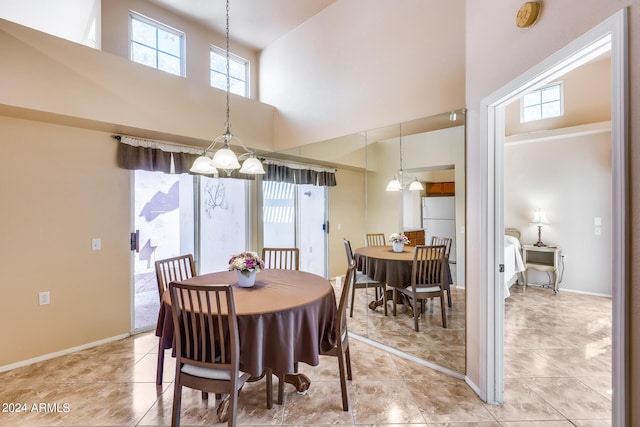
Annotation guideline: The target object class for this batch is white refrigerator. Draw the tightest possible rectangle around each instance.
[422,196,456,262]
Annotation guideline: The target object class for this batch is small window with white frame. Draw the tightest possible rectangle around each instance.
[520,82,564,123]
[129,12,185,77]
[210,45,249,97]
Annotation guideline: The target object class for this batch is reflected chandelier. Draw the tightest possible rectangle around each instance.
[190,0,264,176]
[385,123,424,192]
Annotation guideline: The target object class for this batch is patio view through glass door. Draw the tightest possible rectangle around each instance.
[132,170,194,331]
[133,172,248,332]
[262,181,327,277]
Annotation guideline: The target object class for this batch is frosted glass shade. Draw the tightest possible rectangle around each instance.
[190,155,218,174]
[385,177,402,192]
[211,148,241,169]
[239,157,265,174]
[409,179,424,191]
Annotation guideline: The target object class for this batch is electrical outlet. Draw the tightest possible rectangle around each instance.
[39,291,50,306]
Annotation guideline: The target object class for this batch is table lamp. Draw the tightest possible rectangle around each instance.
[531,208,549,247]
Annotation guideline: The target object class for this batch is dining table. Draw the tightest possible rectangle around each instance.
[354,245,453,310]
[155,268,338,407]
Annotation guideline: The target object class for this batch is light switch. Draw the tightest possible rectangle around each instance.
[92,238,102,251]
[594,217,602,226]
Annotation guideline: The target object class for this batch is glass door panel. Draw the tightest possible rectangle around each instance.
[199,176,248,273]
[298,184,327,277]
[133,170,194,331]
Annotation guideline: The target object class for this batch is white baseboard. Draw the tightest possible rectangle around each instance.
[0,333,130,373]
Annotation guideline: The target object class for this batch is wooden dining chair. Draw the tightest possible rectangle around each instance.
[261,247,300,270]
[168,282,251,427]
[321,259,356,411]
[343,238,387,317]
[394,245,448,331]
[155,254,196,385]
[364,233,386,247]
[430,236,453,307]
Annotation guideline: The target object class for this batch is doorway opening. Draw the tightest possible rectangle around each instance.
[480,8,628,424]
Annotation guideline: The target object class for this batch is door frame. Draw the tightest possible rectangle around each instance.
[479,8,628,424]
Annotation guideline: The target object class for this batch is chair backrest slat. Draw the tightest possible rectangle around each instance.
[365,233,386,247]
[343,239,355,264]
[337,260,356,335]
[412,245,447,289]
[155,254,196,300]
[430,236,452,259]
[169,282,237,370]
[262,248,300,270]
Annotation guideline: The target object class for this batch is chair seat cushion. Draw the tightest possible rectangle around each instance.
[355,272,380,285]
[414,285,442,293]
[181,364,246,381]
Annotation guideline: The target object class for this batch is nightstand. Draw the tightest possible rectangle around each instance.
[522,245,562,293]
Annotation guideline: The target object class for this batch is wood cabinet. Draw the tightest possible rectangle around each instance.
[425,181,455,196]
[404,229,425,246]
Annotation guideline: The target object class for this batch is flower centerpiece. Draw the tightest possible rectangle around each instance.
[228,251,265,287]
[389,233,409,252]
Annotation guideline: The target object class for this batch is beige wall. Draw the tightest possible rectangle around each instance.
[259,0,466,149]
[504,131,612,296]
[328,168,366,278]
[465,0,639,420]
[0,116,130,366]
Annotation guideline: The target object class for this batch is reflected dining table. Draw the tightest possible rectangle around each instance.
[353,245,453,310]
[155,268,338,406]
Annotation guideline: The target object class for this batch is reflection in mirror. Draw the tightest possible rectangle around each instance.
[268,110,465,375]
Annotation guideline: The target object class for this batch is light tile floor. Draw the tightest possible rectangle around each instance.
[0,285,611,426]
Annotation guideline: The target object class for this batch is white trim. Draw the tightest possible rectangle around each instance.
[505,120,611,145]
[479,9,628,423]
[350,332,464,380]
[0,333,130,373]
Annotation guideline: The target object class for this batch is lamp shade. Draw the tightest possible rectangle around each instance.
[409,179,424,191]
[190,155,218,175]
[386,177,402,192]
[531,208,550,225]
[239,157,265,174]
[211,148,241,169]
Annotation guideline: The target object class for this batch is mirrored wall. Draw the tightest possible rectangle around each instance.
[272,110,466,374]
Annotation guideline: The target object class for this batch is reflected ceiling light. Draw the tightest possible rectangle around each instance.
[386,123,423,192]
[449,111,457,121]
[190,0,264,176]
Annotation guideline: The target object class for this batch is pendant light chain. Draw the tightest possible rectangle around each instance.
[224,0,231,138]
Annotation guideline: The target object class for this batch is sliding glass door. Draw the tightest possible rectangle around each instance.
[132,170,194,331]
[132,172,248,332]
[262,181,327,277]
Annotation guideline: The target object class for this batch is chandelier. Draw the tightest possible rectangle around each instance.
[385,123,424,192]
[190,0,264,176]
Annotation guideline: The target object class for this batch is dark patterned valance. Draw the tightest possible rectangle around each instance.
[263,161,337,186]
[115,136,200,174]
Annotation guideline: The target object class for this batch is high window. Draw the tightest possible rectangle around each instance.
[210,46,249,97]
[129,12,185,77]
[520,82,564,122]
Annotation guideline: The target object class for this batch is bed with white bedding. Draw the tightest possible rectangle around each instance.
[504,229,525,298]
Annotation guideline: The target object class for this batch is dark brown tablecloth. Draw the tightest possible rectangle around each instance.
[354,245,452,289]
[156,269,337,377]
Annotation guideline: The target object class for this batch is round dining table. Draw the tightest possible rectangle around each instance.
[354,245,453,309]
[156,269,338,379]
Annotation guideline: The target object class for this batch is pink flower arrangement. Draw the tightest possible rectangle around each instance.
[389,233,409,244]
[228,251,265,276]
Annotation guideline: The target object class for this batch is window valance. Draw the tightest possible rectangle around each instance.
[115,135,336,186]
[116,135,201,174]
[263,160,337,187]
